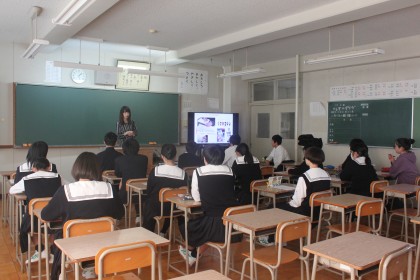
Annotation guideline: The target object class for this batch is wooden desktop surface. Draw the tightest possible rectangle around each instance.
[380,183,420,194]
[169,269,231,279]
[166,196,201,208]
[314,193,377,209]
[252,183,295,194]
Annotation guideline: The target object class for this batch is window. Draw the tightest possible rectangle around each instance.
[257,113,270,138]
[252,77,295,101]
[280,112,295,139]
[253,81,274,101]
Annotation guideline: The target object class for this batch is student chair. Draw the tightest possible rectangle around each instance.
[95,241,157,280]
[101,170,115,180]
[378,245,413,280]
[61,217,115,279]
[260,166,274,179]
[326,199,384,239]
[250,179,269,208]
[386,189,420,244]
[183,166,198,191]
[27,197,52,280]
[125,178,148,228]
[194,204,257,274]
[309,190,333,242]
[240,219,311,280]
[370,180,389,233]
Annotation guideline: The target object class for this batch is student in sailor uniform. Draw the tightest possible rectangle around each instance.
[340,142,378,197]
[14,141,58,184]
[143,144,188,233]
[178,141,203,169]
[9,158,61,260]
[265,134,291,171]
[340,138,367,171]
[116,105,137,145]
[231,143,262,205]
[96,132,122,172]
[178,145,239,265]
[41,152,124,280]
[222,134,241,167]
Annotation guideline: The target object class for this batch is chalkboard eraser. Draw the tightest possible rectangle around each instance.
[148,141,157,145]
[329,141,339,144]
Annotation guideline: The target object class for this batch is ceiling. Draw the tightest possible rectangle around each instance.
[3,0,420,67]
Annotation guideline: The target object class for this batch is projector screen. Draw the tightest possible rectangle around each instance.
[188,112,239,144]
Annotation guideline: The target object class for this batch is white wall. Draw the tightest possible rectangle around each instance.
[0,41,251,181]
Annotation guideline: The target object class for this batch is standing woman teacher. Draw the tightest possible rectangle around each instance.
[116,106,137,145]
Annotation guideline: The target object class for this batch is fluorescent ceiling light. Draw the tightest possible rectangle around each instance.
[21,39,49,59]
[53,61,123,73]
[304,48,385,65]
[52,0,95,26]
[127,68,184,78]
[218,67,266,78]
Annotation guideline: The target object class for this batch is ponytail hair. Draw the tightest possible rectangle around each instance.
[352,143,372,166]
[395,138,415,151]
[235,143,254,164]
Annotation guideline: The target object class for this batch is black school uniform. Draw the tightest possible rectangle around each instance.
[177,153,203,169]
[96,147,122,172]
[340,156,378,197]
[14,162,58,184]
[41,181,125,280]
[12,171,62,253]
[182,165,239,248]
[143,165,188,232]
[231,155,262,205]
[115,154,148,204]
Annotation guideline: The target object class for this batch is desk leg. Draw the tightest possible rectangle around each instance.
[167,203,174,272]
[341,209,345,235]
[138,190,142,226]
[414,230,420,280]
[158,247,163,280]
[38,218,42,280]
[256,191,260,210]
[311,255,318,280]
[316,204,324,242]
[403,196,408,243]
[44,223,50,280]
[10,194,14,242]
[128,187,132,228]
[61,253,66,280]
[273,194,276,208]
[2,176,6,224]
[350,269,355,280]
[249,231,254,280]
[184,208,189,275]
[75,261,80,280]
[224,222,233,276]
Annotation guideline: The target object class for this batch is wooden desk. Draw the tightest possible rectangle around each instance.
[282,162,297,171]
[304,231,413,280]
[376,171,391,180]
[126,179,147,227]
[315,194,378,242]
[223,208,308,279]
[166,197,201,275]
[169,269,231,279]
[55,227,169,280]
[329,176,350,195]
[1,170,15,224]
[101,172,121,184]
[252,183,295,209]
[411,216,420,280]
[273,171,292,183]
[380,183,420,242]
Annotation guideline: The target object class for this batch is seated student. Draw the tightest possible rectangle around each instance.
[265,134,291,171]
[231,143,262,205]
[340,142,378,196]
[388,138,420,184]
[41,152,125,280]
[340,138,366,171]
[178,145,239,265]
[115,138,148,224]
[223,135,241,167]
[15,141,58,184]
[260,147,330,245]
[288,135,323,180]
[9,158,61,263]
[143,144,188,234]
[96,132,122,172]
[178,141,203,169]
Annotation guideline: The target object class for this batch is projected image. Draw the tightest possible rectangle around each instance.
[190,113,237,144]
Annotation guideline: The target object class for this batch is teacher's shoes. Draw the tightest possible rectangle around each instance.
[178,245,196,266]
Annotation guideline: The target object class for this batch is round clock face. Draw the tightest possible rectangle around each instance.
[71,69,87,84]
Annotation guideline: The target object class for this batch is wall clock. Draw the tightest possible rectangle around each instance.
[71,69,87,84]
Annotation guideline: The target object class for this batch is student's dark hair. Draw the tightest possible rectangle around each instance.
[26,141,49,167]
[272,134,283,145]
[104,132,118,146]
[32,158,50,171]
[122,138,140,155]
[71,152,101,181]
[229,135,241,145]
[304,147,325,166]
[349,138,366,151]
[351,143,372,166]
[203,145,224,165]
[119,106,132,124]
[395,138,415,151]
[185,141,197,154]
[235,143,254,164]
[161,144,177,160]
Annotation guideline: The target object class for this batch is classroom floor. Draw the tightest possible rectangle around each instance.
[0,199,415,280]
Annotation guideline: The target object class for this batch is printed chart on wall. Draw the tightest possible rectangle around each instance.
[178,68,208,94]
[194,113,233,144]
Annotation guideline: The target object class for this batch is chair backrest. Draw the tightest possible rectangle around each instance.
[63,217,115,238]
[102,170,115,178]
[28,197,52,235]
[415,176,420,186]
[158,186,188,203]
[249,179,269,193]
[125,178,148,192]
[183,166,197,178]
[309,190,333,223]
[355,199,384,233]
[10,172,16,179]
[95,240,156,280]
[223,204,256,226]
[260,166,274,178]
[378,245,412,280]
[370,180,389,197]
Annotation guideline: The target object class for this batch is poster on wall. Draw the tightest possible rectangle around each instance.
[116,60,150,91]
[178,68,208,94]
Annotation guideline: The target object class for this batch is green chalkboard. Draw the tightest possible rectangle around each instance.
[328,99,412,147]
[15,84,179,146]
[413,98,420,148]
